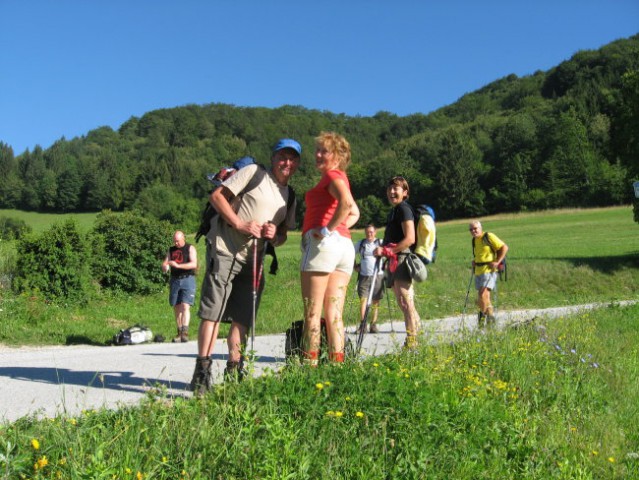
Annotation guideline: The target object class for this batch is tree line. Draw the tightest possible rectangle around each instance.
[1,34,638,229]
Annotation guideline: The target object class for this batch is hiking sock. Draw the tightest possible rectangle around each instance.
[223,360,246,382]
[328,352,345,363]
[403,335,418,350]
[303,350,319,367]
[180,326,189,343]
[172,327,182,343]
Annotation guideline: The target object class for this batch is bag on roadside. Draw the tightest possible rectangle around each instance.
[284,319,328,362]
[113,324,154,346]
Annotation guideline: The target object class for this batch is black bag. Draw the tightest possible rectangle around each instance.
[284,319,328,362]
[112,324,153,346]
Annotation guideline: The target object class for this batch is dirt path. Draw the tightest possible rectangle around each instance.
[0,301,634,423]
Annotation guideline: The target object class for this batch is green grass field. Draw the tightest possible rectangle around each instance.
[0,206,637,346]
[1,207,638,478]
[2,303,638,478]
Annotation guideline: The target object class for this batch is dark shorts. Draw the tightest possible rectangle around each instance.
[357,274,385,301]
[198,248,264,328]
[384,254,412,288]
[169,275,196,306]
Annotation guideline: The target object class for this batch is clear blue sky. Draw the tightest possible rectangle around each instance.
[1,1,637,155]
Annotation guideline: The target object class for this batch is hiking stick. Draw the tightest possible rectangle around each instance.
[462,265,474,330]
[356,256,382,354]
[251,238,267,353]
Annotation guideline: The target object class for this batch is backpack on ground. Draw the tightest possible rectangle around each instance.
[113,324,154,346]
[284,319,329,363]
[413,204,437,265]
[194,156,295,275]
[472,232,508,281]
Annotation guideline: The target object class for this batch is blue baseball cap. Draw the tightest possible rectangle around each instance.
[273,138,302,156]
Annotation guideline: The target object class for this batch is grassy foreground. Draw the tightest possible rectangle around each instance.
[0,206,637,347]
[1,303,638,478]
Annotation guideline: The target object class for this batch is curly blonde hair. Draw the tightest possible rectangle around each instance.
[315,131,351,170]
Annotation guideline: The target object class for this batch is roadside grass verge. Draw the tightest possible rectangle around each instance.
[1,303,637,478]
[0,206,637,347]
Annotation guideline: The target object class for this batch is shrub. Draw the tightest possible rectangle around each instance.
[13,219,92,302]
[0,215,32,241]
[89,210,173,294]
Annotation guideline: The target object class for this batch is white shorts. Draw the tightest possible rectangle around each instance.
[300,230,355,275]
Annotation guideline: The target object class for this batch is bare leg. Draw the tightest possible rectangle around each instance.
[323,270,350,355]
[393,279,420,344]
[197,320,220,357]
[227,322,248,363]
[301,271,329,353]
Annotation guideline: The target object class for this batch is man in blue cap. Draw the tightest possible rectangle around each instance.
[191,138,301,394]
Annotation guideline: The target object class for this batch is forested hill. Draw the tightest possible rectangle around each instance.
[1,34,637,229]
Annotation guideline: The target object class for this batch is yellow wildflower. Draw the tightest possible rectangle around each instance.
[315,383,324,390]
[324,381,331,386]
[355,411,364,418]
[608,457,615,463]
[37,456,48,469]
[137,472,144,480]
[335,411,343,417]
[31,439,40,450]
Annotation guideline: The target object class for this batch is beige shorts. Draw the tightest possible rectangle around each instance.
[300,230,355,275]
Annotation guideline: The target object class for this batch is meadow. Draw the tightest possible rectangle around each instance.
[0,206,637,346]
[1,303,638,478]
[0,206,638,478]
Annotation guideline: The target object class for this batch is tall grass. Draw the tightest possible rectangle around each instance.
[1,303,637,478]
[0,206,637,347]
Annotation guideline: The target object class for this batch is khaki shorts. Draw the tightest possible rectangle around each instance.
[357,274,385,301]
[198,248,263,328]
[300,231,355,275]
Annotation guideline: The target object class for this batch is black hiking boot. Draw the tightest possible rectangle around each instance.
[223,360,247,383]
[477,312,486,328]
[190,356,212,396]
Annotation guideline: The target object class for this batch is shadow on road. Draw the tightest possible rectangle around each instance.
[0,366,190,394]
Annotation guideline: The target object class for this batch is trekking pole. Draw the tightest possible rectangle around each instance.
[251,237,267,353]
[462,265,474,330]
[382,259,395,333]
[356,256,382,354]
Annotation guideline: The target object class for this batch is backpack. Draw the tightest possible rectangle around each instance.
[195,156,259,243]
[413,205,437,264]
[284,319,352,362]
[472,232,508,281]
[194,156,295,275]
[112,324,154,346]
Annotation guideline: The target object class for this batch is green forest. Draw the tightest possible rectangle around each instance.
[1,34,638,229]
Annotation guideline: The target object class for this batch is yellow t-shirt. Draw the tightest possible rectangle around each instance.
[473,232,505,275]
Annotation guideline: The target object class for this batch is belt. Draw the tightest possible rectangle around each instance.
[171,274,194,280]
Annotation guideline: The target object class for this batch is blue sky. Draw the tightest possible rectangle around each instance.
[1,1,637,155]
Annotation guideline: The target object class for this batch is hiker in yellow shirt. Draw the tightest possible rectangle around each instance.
[469,221,508,327]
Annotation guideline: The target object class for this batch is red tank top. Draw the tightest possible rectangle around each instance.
[302,169,351,238]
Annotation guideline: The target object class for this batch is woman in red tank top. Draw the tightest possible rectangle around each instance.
[300,132,360,365]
